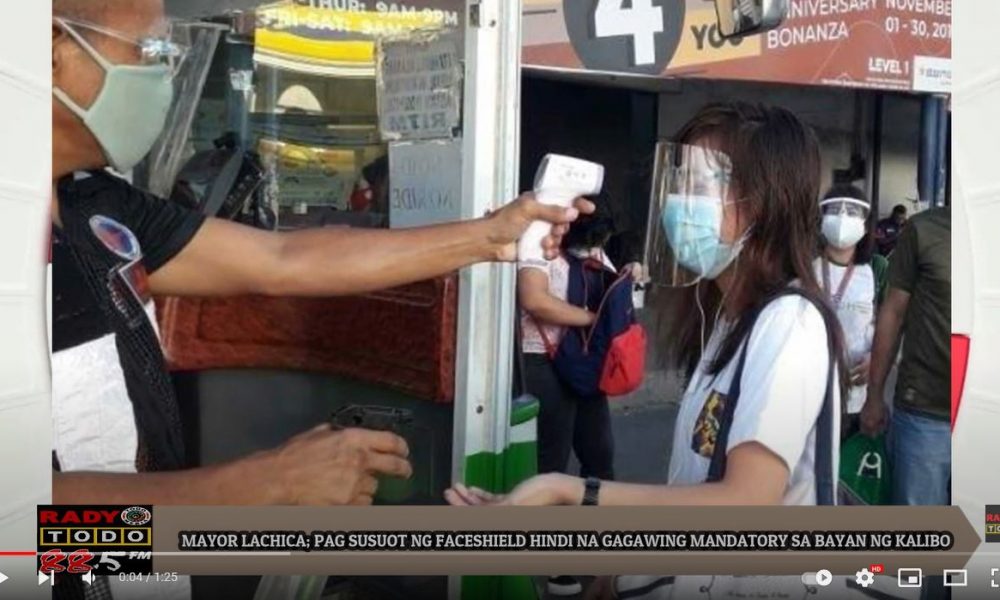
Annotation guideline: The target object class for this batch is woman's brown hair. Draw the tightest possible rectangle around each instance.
[662,102,849,401]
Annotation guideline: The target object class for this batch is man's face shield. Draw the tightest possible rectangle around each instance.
[138,21,228,197]
[643,143,737,288]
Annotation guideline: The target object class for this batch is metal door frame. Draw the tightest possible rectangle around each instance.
[451,0,524,488]
[450,0,524,596]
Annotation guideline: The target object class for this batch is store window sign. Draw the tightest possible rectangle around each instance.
[254,1,465,83]
[286,0,462,30]
[259,4,452,39]
[389,139,462,229]
[377,33,462,141]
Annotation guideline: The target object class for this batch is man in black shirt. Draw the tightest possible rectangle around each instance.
[875,204,907,256]
[52,0,589,508]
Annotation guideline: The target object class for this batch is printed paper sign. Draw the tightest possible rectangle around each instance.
[388,139,463,228]
[378,33,463,141]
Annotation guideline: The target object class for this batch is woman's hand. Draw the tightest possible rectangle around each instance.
[850,355,871,386]
[622,262,648,283]
[445,473,584,506]
[444,483,500,506]
[505,473,583,505]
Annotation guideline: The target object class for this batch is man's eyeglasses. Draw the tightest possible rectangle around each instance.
[55,16,188,76]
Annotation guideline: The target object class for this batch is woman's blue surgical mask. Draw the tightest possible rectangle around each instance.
[661,194,746,280]
[53,18,175,173]
[645,143,749,287]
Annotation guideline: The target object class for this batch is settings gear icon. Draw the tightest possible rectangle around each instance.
[855,568,876,588]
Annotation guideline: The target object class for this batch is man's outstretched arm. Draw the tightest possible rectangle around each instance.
[149,194,592,298]
[54,426,412,506]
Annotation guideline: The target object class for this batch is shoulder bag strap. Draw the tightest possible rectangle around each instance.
[581,270,633,352]
[705,289,837,506]
[522,259,564,359]
[202,150,245,217]
[814,304,837,506]
[528,313,559,358]
[821,257,856,308]
[706,336,752,483]
[513,301,529,399]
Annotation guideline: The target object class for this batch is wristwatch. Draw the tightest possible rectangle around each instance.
[582,477,601,506]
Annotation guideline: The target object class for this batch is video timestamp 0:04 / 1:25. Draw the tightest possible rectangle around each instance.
[118,572,180,583]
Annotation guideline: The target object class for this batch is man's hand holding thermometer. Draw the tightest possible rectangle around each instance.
[513,154,605,264]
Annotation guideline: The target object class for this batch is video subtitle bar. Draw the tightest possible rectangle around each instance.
[149,506,979,576]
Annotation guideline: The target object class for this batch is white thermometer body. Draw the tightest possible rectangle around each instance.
[517,154,605,263]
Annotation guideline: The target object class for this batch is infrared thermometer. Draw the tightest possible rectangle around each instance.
[517,154,605,264]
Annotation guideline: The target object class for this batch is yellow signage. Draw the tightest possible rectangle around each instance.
[256,1,448,65]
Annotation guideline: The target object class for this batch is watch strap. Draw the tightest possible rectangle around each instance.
[582,476,601,506]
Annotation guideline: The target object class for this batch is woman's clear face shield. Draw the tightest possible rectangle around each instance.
[643,143,737,288]
[820,198,870,220]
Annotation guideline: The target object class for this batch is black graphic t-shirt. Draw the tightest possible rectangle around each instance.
[53,171,205,472]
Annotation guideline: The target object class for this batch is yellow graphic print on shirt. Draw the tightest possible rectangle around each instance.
[691,390,729,458]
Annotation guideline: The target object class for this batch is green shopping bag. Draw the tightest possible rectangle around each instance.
[838,433,892,505]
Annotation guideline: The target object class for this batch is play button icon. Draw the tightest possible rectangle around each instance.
[801,570,834,587]
[0,572,8,585]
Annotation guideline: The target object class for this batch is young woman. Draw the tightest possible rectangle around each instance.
[449,100,850,599]
[816,185,878,428]
[449,102,847,510]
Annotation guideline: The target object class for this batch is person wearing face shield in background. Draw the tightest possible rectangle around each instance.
[447,102,851,598]
[50,0,592,521]
[815,186,878,433]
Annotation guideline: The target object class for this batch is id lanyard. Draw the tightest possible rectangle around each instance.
[822,257,855,308]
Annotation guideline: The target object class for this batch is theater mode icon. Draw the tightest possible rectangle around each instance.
[943,569,967,587]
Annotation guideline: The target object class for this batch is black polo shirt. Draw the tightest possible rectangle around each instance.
[53,171,205,471]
